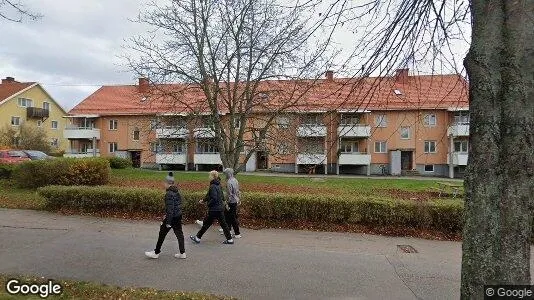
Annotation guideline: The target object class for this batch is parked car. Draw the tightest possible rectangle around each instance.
[0,150,31,164]
[21,150,52,160]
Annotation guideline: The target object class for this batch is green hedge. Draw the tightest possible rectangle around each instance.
[108,157,133,169]
[0,164,16,179]
[13,158,111,188]
[38,185,464,233]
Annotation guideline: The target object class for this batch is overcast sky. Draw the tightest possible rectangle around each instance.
[1,0,470,112]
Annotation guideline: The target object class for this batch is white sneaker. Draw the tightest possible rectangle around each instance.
[218,228,223,232]
[195,220,203,226]
[145,251,159,259]
[234,234,242,239]
[174,253,186,259]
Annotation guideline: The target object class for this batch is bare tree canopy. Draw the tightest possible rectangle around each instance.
[126,0,334,172]
[0,0,42,22]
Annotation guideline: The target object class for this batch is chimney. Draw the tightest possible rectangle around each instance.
[138,77,149,93]
[1,76,16,84]
[395,68,409,83]
[325,70,334,81]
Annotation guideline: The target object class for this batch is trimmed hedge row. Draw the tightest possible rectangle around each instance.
[108,157,132,169]
[0,164,15,179]
[14,158,111,188]
[38,185,464,233]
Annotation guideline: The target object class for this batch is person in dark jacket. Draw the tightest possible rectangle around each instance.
[145,172,186,259]
[190,170,234,244]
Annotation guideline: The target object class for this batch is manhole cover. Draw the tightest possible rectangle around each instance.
[397,245,418,253]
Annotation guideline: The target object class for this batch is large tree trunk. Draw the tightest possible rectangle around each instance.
[461,0,534,298]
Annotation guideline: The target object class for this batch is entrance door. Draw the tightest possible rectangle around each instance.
[131,151,141,168]
[256,151,268,170]
[401,151,413,170]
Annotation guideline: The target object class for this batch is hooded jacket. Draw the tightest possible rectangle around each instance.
[165,185,182,225]
[223,168,240,204]
[204,179,224,212]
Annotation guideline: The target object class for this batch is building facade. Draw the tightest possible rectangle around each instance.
[66,69,469,178]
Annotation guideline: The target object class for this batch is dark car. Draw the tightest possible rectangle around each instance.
[21,150,52,160]
[0,150,31,164]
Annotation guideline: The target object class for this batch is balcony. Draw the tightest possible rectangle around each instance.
[63,149,100,158]
[156,153,187,164]
[297,125,327,137]
[156,127,189,139]
[296,153,326,165]
[338,153,371,165]
[193,127,216,138]
[447,124,470,137]
[338,125,371,138]
[447,152,469,166]
[64,126,101,140]
[26,107,49,118]
[194,153,222,165]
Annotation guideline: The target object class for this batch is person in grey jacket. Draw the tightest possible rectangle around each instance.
[145,172,186,259]
[223,168,241,238]
[190,170,234,244]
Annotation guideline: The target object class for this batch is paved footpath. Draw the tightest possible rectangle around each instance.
[0,209,493,299]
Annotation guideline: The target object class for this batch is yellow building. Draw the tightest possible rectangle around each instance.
[0,76,68,152]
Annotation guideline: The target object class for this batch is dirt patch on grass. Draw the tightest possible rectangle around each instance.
[372,188,442,201]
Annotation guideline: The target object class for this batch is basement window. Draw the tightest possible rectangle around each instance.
[424,165,434,172]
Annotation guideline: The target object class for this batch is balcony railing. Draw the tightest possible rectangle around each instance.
[297,125,327,137]
[193,127,216,138]
[156,153,187,164]
[26,107,50,118]
[156,127,189,139]
[194,153,222,165]
[337,124,371,137]
[64,126,101,139]
[296,153,326,165]
[447,152,469,166]
[447,124,470,137]
[338,153,371,165]
[64,149,100,158]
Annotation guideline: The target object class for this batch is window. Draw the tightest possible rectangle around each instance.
[18,98,32,107]
[277,116,290,129]
[43,102,50,111]
[196,141,219,153]
[400,126,411,139]
[50,138,59,148]
[133,128,140,141]
[150,119,160,130]
[173,143,184,153]
[424,165,434,172]
[375,114,387,127]
[340,141,358,153]
[454,140,469,153]
[233,116,241,129]
[374,141,387,153]
[302,114,322,125]
[423,114,437,126]
[109,142,118,153]
[109,119,118,130]
[150,142,160,153]
[453,111,470,125]
[51,121,58,129]
[37,120,42,127]
[340,114,360,125]
[277,143,289,155]
[424,141,437,153]
[11,116,20,126]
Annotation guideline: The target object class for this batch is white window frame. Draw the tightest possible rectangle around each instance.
[424,164,435,172]
[454,140,469,153]
[340,114,360,125]
[173,143,184,153]
[277,143,289,155]
[454,111,470,125]
[18,98,32,107]
[424,114,437,127]
[375,114,387,128]
[11,116,21,126]
[196,140,219,154]
[277,116,290,129]
[340,141,359,153]
[374,141,387,153]
[424,140,437,153]
[133,128,140,141]
[400,126,411,139]
[109,119,118,130]
[51,120,58,130]
[301,114,322,126]
[43,101,50,111]
[109,142,118,153]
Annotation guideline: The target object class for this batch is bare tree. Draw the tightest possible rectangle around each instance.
[0,0,41,22]
[126,0,334,172]
[0,123,51,153]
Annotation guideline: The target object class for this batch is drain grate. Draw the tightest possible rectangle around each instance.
[397,244,418,253]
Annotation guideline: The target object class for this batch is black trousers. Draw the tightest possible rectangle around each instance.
[155,215,185,254]
[225,203,240,235]
[196,211,232,240]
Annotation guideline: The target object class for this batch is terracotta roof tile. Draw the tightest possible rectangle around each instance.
[0,81,35,103]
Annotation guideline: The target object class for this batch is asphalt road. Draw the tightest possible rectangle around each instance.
[0,209,466,299]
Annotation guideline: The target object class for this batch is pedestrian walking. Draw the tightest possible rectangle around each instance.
[145,172,186,259]
[190,170,234,244]
[222,168,241,238]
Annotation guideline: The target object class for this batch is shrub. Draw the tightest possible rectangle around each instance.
[108,157,133,169]
[0,164,16,179]
[38,185,465,234]
[13,158,110,188]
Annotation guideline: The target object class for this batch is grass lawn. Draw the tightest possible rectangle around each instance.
[0,180,46,210]
[0,275,232,299]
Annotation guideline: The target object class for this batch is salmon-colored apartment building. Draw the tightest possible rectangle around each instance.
[64,69,469,178]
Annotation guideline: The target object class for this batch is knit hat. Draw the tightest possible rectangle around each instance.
[165,172,175,184]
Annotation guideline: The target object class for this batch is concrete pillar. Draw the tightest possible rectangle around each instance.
[449,136,454,178]
[336,164,340,175]
[367,164,371,176]
[92,137,97,157]
[295,164,298,174]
